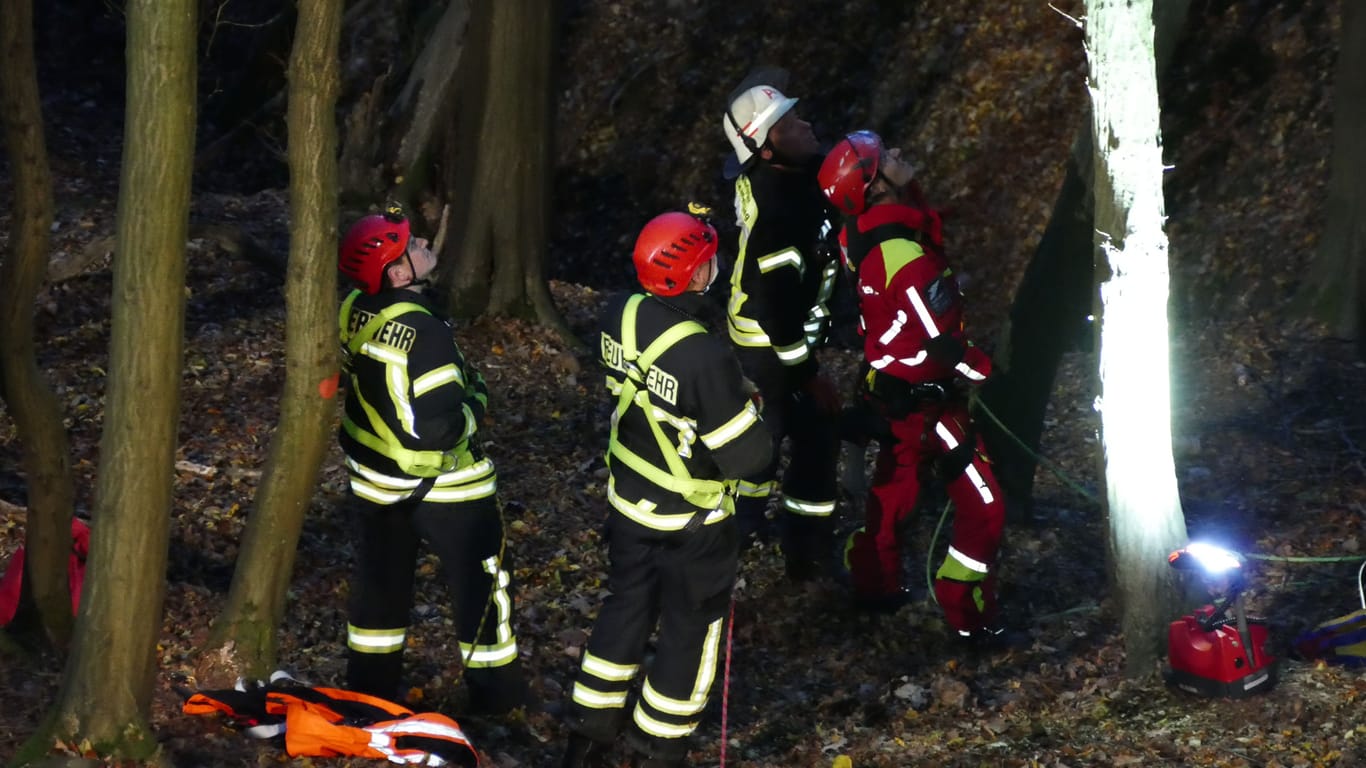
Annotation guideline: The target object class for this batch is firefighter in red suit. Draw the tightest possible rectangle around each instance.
[818,131,1007,638]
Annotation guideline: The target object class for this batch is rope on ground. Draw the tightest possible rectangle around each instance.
[965,396,1366,575]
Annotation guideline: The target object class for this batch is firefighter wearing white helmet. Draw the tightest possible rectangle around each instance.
[721,77,843,581]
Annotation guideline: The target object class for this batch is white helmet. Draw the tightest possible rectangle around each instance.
[723,84,799,166]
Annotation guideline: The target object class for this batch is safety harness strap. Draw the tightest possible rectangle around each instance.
[338,289,473,478]
[338,289,431,357]
[609,295,735,514]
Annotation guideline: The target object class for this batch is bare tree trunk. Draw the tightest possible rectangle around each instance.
[978,1,1191,517]
[18,1,197,762]
[1086,0,1189,677]
[1296,2,1366,355]
[0,0,77,651]
[201,0,342,686]
[440,0,576,345]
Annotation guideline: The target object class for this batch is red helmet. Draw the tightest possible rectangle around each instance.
[819,130,883,216]
[339,212,410,294]
[632,211,718,296]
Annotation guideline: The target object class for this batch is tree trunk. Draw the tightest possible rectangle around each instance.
[0,0,77,651]
[1296,1,1366,355]
[201,0,342,686]
[1086,0,1189,677]
[18,1,197,762]
[439,0,576,344]
[978,2,1191,517]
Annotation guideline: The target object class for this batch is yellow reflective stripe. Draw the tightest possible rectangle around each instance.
[348,478,412,504]
[756,248,803,273]
[342,410,459,476]
[735,479,773,498]
[348,625,406,653]
[484,555,515,644]
[727,323,771,347]
[572,682,630,709]
[459,637,518,667]
[639,615,722,717]
[773,340,810,364]
[345,457,425,489]
[609,433,728,504]
[459,402,479,442]
[607,476,731,531]
[699,401,759,450]
[360,343,406,365]
[424,477,497,503]
[632,705,696,738]
[782,496,835,517]
[582,651,640,682]
[413,364,462,396]
[389,363,417,436]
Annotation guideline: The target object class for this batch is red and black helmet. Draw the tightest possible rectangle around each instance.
[632,211,718,296]
[818,130,883,216]
[338,209,410,295]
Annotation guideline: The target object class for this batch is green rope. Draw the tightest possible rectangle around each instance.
[1243,553,1366,563]
[970,394,1099,505]
[926,499,952,605]
[965,396,1366,570]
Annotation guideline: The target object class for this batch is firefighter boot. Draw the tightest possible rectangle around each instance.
[464,659,530,717]
[560,732,613,768]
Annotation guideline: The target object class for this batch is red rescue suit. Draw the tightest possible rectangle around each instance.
[840,201,1005,634]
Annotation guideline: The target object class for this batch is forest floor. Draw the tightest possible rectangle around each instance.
[3,0,1366,767]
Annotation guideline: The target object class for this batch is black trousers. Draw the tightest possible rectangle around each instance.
[733,346,839,573]
[345,493,521,705]
[567,513,739,761]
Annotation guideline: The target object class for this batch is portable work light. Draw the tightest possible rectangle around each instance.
[1163,541,1278,697]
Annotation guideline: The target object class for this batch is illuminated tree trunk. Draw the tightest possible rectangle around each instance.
[979,1,1191,520]
[16,1,197,762]
[1085,0,1189,676]
[201,0,341,685]
[1296,2,1366,356]
[0,0,76,651]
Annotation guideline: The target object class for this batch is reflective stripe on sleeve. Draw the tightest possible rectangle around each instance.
[699,401,760,450]
[413,364,462,396]
[773,340,810,364]
[756,248,803,273]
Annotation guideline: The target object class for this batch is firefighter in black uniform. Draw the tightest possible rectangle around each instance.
[722,79,843,580]
[336,205,525,715]
[561,210,774,768]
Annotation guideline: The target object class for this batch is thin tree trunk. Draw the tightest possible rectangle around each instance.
[202,0,342,685]
[0,0,76,651]
[18,1,197,762]
[1086,0,1189,677]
